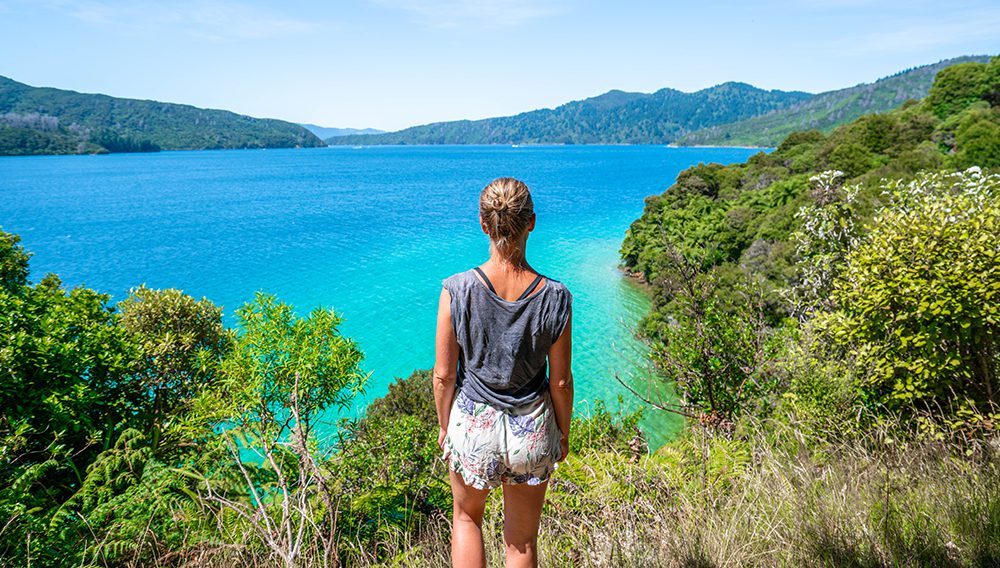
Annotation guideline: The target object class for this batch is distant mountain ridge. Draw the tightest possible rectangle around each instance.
[300,124,384,139]
[329,55,992,147]
[677,55,994,147]
[0,76,324,155]
[328,82,813,145]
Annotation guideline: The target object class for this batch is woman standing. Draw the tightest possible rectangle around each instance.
[434,177,573,568]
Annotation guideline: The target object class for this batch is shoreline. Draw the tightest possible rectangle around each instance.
[618,264,650,287]
[325,142,774,150]
[666,143,772,150]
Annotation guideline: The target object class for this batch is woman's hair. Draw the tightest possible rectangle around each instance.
[479,177,534,262]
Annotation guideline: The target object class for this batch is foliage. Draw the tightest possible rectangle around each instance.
[210,292,368,432]
[0,234,137,563]
[826,169,1000,411]
[622,56,1000,442]
[0,275,135,483]
[191,292,368,568]
[117,285,228,450]
[788,170,862,317]
[335,371,449,561]
[0,122,102,155]
[925,58,1000,118]
[568,397,646,456]
[0,75,324,155]
[88,128,161,153]
[949,102,1000,169]
[623,55,1000,330]
[0,228,30,293]
[642,246,783,423]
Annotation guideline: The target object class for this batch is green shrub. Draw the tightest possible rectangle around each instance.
[829,169,1000,411]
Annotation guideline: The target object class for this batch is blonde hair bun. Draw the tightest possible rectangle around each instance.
[479,177,534,260]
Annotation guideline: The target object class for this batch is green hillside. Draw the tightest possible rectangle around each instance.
[623,56,1000,299]
[328,82,812,145]
[677,55,993,147]
[0,76,324,155]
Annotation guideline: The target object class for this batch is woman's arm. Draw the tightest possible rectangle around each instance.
[548,310,573,461]
[433,287,460,450]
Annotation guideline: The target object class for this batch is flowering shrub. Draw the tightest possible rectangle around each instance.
[828,168,1000,410]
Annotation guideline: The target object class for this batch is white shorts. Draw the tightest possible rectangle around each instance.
[442,388,563,490]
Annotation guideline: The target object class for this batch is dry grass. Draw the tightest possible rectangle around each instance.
[355,417,1000,568]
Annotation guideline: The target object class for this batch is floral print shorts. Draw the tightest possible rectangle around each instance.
[442,389,563,490]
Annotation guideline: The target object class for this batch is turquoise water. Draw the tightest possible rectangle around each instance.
[0,145,761,449]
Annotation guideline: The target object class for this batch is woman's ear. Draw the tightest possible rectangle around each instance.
[528,213,536,233]
[479,215,490,235]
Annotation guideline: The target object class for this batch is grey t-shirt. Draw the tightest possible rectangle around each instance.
[442,268,572,411]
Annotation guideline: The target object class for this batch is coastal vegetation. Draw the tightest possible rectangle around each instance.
[1,55,999,567]
[0,76,324,156]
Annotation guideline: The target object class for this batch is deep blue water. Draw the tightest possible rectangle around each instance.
[0,145,761,449]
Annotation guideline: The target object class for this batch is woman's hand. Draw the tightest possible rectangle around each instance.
[438,426,448,451]
[549,310,573,464]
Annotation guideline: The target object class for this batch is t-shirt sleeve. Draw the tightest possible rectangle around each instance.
[441,274,464,337]
[549,285,573,341]
[441,273,462,299]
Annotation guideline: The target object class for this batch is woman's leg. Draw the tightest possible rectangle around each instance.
[500,481,548,568]
[450,469,491,568]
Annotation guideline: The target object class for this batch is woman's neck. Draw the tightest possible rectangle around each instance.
[487,243,532,274]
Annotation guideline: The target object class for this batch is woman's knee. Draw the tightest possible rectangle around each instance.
[450,469,489,525]
[453,501,485,526]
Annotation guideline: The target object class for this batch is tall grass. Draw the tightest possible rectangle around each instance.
[56,413,999,567]
[360,415,1000,567]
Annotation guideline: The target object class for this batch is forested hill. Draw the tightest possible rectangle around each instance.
[677,55,993,147]
[0,76,324,155]
[327,82,812,145]
[621,55,1000,313]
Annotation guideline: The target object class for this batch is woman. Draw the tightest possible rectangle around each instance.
[433,177,573,568]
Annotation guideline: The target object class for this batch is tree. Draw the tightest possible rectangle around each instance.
[193,293,368,568]
[117,285,228,451]
[925,59,993,118]
[0,228,30,293]
[950,106,1000,169]
[641,245,780,426]
[0,230,135,564]
[788,170,862,318]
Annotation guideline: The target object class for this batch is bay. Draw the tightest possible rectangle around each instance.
[0,145,761,449]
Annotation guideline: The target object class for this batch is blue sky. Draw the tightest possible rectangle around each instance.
[1,0,997,131]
